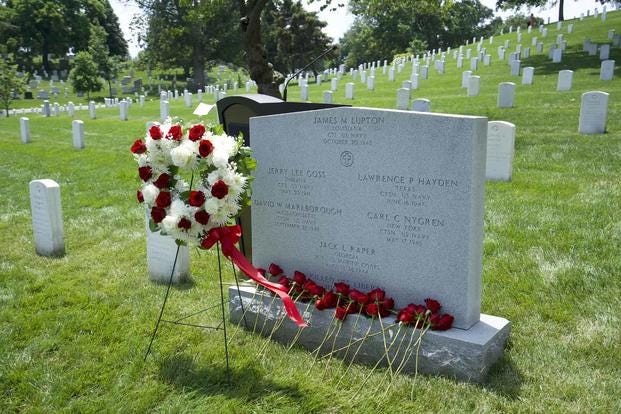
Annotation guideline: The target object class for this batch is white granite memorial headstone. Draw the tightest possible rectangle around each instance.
[557,70,573,91]
[497,82,515,108]
[579,91,609,134]
[20,117,30,143]
[485,121,515,181]
[29,179,65,256]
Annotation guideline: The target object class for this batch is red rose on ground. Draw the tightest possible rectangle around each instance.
[189,124,205,141]
[194,210,210,225]
[430,313,454,331]
[155,191,171,208]
[149,125,163,140]
[277,275,291,289]
[268,263,283,276]
[211,180,228,199]
[138,166,152,181]
[166,124,182,140]
[151,207,166,223]
[349,289,369,305]
[425,298,442,313]
[334,282,350,296]
[153,173,171,189]
[368,288,386,302]
[136,190,144,203]
[177,217,191,230]
[293,271,307,285]
[199,139,214,157]
[130,139,147,154]
[188,190,206,207]
[335,307,348,320]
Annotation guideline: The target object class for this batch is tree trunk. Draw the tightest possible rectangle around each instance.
[242,0,282,98]
[108,79,113,98]
[558,0,564,21]
[42,42,50,73]
[192,40,205,92]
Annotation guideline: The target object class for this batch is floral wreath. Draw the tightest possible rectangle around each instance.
[130,119,306,327]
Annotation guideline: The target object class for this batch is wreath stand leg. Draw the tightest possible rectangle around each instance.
[142,243,235,385]
[144,245,180,361]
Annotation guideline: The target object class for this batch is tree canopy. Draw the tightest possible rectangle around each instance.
[341,0,495,67]
[1,0,127,72]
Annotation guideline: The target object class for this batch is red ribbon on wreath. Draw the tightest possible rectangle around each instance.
[201,225,308,327]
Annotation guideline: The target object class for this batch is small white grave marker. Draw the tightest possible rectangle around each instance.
[29,179,65,256]
[461,70,472,88]
[120,100,128,121]
[411,98,431,112]
[89,101,96,119]
[160,100,169,121]
[486,121,516,181]
[522,67,534,84]
[579,91,609,134]
[467,75,480,96]
[345,82,355,99]
[146,213,190,283]
[72,120,85,149]
[20,117,30,143]
[67,102,74,117]
[396,88,410,110]
[323,90,333,104]
[557,70,573,91]
[497,82,516,108]
[600,60,615,81]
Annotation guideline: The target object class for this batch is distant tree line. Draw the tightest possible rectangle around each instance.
[0,0,127,73]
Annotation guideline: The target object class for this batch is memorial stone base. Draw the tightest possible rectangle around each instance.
[229,286,511,383]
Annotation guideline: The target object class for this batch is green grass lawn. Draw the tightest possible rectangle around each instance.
[1,12,621,413]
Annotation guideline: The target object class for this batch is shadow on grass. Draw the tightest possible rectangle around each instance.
[481,341,524,399]
[157,355,306,403]
[523,47,612,76]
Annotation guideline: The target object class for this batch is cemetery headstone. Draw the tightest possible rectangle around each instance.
[557,70,573,91]
[411,98,431,112]
[67,102,74,117]
[300,85,309,101]
[396,88,410,110]
[510,60,521,76]
[146,213,190,283]
[599,44,610,60]
[249,106,490,330]
[497,82,516,108]
[461,70,472,88]
[120,100,128,121]
[467,75,480,96]
[367,76,375,91]
[323,91,333,104]
[331,78,338,91]
[29,179,65,256]
[72,120,85,149]
[600,60,615,81]
[579,91,609,134]
[421,66,429,80]
[486,121,516,181]
[42,100,51,117]
[345,83,355,100]
[522,67,534,84]
[20,117,30,143]
[89,101,96,119]
[161,100,169,121]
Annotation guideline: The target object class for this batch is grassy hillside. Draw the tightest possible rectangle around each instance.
[0,11,620,413]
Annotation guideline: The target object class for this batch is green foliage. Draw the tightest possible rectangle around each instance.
[89,23,121,97]
[0,57,26,116]
[68,51,103,99]
[262,0,335,74]
[342,0,495,66]
[1,0,127,72]
[135,0,242,88]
